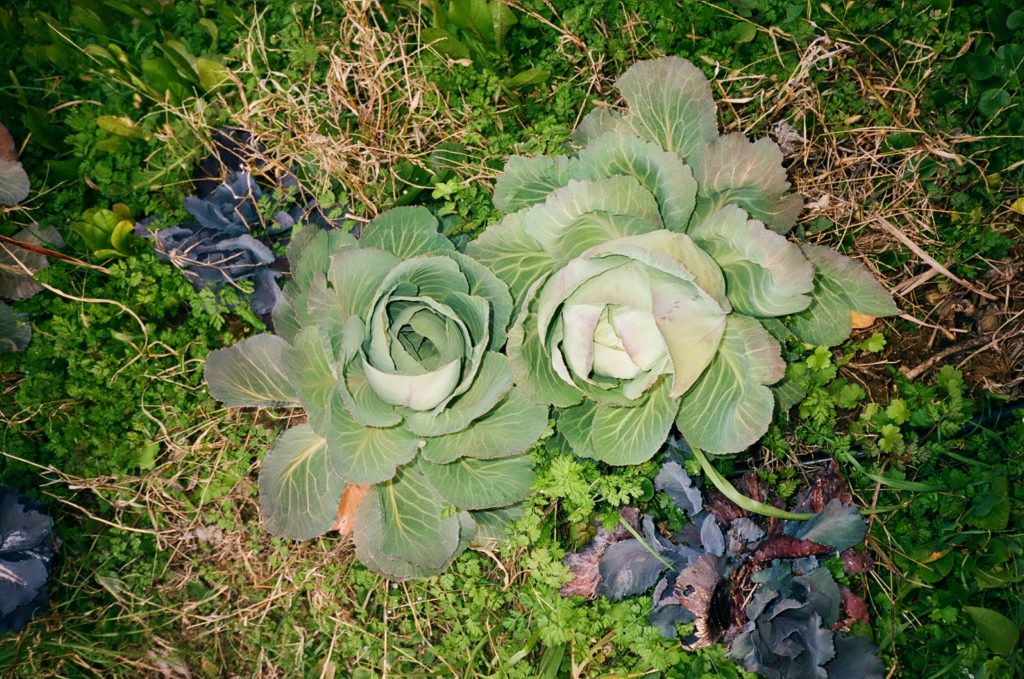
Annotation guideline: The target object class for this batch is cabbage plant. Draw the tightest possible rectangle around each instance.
[469,57,897,462]
[205,207,547,579]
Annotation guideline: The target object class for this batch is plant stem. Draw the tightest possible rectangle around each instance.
[690,446,813,520]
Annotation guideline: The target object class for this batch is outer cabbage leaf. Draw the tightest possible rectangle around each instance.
[588,378,680,465]
[258,424,345,540]
[572,131,697,232]
[354,465,461,571]
[420,390,550,464]
[689,133,804,233]
[676,314,784,453]
[788,244,899,347]
[359,205,454,259]
[689,205,814,317]
[355,496,475,581]
[572,107,629,147]
[493,154,573,213]
[522,176,662,254]
[205,334,299,407]
[418,455,534,510]
[616,56,718,162]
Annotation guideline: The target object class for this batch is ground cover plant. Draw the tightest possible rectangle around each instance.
[0,0,1021,676]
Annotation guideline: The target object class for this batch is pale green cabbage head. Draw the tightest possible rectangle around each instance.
[205,207,547,579]
[469,57,898,463]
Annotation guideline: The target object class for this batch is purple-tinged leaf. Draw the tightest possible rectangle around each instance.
[597,538,670,601]
[823,633,884,679]
[784,499,866,552]
[655,461,703,516]
[699,514,724,556]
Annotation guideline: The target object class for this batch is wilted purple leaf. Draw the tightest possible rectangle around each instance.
[561,508,641,599]
[727,517,765,556]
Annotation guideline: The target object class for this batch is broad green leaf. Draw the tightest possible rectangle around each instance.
[258,424,343,539]
[964,606,1019,656]
[327,247,400,319]
[690,133,803,233]
[471,505,523,545]
[590,378,679,465]
[493,154,573,213]
[689,204,814,316]
[788,244,899,347]
[572,107,628,147]
[573,131,697,232]
[468,211,558,301]
[676,315,784,453]
[418,455,534,510]
[404,352,513,436]
[205,334,298,407]
[522,176,662,255]
[365,465,461,569]
[451,252,513,349]
[506,278,584,408]
[420,390,549,464]
[287,224,357,288]
[323,406,421,484]
[305,273,350,353]
[271,285,304,343]
[616,56,718,162]
[355,503,474,580]
[556,401,597,458]
[359,206,454,259]
[283,325,337,430]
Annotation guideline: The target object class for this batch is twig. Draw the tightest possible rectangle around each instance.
[0,234,112,274]
[901,335,990,380]
[874,217,997,301]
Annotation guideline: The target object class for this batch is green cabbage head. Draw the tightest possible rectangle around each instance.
[205,207,548,579]
[469,57,898,463]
